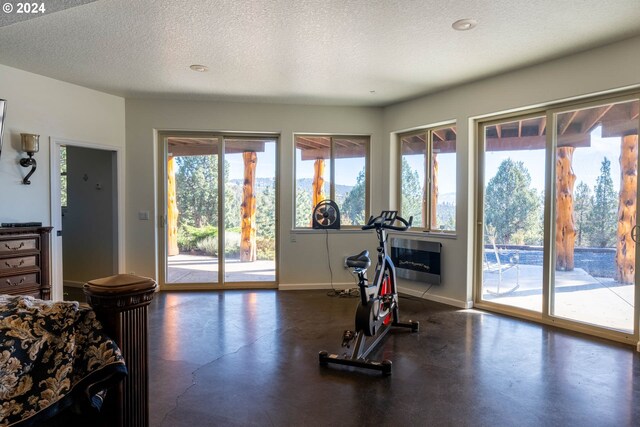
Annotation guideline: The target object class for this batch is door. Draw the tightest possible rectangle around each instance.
[477,95,640,342]
[161,133,278,288]
[165,136,220,284]
[223,137,277,283]
[479,114,547,313]
[550,98,639,333]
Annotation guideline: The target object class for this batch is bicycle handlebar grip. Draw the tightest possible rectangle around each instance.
[389,215,411,230]
[361,215,379,230]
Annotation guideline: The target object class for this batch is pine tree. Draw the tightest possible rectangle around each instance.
[485,159,540,244]
[175,155,219,227]
[587,157,618,247]
[401,157,423,226]
[342,168,366,225]
[573,181,593,246]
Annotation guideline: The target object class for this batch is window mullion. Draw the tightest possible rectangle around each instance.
[330,137,335,202]
[425,130,432,231]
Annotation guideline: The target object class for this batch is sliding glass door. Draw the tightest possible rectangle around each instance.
[223,137,277,283]
[551,99,638,332]
[166,136,220,284]
[479,115,546,313]
[161,133,278,288]
[477,94,640,342]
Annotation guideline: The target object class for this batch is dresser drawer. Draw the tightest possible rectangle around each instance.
[0,255,38,272]
[1,273,38,292]
[0,238,38,254]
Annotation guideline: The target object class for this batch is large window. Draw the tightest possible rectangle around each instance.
[399,124,457,232]
[295,135,369,228]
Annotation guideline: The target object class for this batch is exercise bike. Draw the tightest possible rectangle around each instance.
[319,211,419,375]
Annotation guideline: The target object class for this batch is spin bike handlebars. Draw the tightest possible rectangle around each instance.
[361,211,413,231]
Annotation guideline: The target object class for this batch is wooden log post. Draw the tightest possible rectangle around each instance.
[240,151,257,262]
[430,153,439,229]
[167,156,179,256]
[616,134,638,283]
[556,147,577,271]
[312,158,326,209]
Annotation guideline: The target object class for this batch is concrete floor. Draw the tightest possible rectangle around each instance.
[147,290,640,427]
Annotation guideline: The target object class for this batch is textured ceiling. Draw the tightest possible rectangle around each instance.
[0,0,639,107]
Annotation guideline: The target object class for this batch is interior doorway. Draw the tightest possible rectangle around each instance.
[158,132,278,290]
[50,139,123,301]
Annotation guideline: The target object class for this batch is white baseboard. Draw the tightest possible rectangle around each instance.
[398,286,473,309]
[279,282,472,309]
[279,282,355,291]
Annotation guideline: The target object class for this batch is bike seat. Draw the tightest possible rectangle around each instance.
[346,250,371,270]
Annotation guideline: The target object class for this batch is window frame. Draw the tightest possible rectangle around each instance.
[397,123,457,233]
[294,133,371,229]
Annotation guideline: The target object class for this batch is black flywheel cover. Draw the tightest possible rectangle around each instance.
[355,301,376,336]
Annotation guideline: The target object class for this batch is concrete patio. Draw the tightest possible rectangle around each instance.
[483,264,634,332]
[167,254,276,283]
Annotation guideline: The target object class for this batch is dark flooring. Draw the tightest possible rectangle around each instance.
[147,290,640,427]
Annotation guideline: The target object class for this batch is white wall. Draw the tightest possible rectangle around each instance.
[383,35,640,306]
[124,99,384,284]
[0,64,125,298]
[63,146,118,284]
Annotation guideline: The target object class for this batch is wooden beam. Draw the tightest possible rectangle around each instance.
[300,148,330,161]
[240,152,257,262]
[616,134,638,283]
[312,158,326,211]
[600,101,640,137]
[558,110,579,135]
[430,153,438,229]
[600,118,640,138]
[300,147,369,160]
[168,138,266,157]
[539,117,546,136]
[580,104,614,133]
[485,135,546,151]
[484,133,592,151]
[167,156,179,256]
[555,147,576,271]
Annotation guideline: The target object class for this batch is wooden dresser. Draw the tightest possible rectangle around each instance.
[0,226,53,299]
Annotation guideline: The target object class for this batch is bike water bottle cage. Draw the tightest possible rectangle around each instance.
[345,250,371,270]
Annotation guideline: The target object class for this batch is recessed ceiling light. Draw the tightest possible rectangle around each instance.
[190,64,209,72]
[452,19,477,31]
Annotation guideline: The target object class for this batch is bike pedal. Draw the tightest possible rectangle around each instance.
[341,330,356,347]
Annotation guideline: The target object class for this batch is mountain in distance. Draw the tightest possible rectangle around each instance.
[295,178,353,201]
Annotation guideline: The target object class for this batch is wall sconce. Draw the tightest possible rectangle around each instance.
[20,133,39,185]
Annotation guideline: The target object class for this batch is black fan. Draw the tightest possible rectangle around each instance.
[312,200,341,230]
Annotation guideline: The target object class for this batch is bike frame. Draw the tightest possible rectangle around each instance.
[359,227,399,322]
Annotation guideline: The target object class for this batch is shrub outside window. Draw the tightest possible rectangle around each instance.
[295,135,369,228]
[399,125,456,232]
